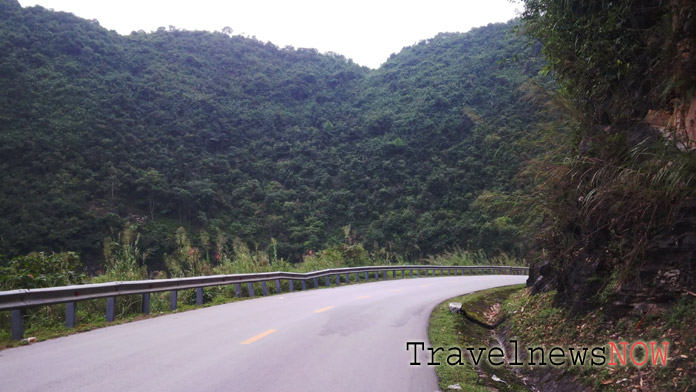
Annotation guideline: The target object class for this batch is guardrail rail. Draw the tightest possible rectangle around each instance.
[0,264,528,340]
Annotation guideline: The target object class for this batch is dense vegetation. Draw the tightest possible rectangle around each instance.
[518,0,696,312]
[0,0,549,272]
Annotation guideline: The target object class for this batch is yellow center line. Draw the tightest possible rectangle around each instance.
[314,305,335,313]
[241,329,277,344]
[357,295,370,300]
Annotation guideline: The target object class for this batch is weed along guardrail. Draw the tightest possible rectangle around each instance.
[0,264,528,340]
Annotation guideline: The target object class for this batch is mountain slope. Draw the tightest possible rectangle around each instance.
[0,0,548,266]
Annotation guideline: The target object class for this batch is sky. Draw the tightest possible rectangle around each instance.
[17,0,521,69]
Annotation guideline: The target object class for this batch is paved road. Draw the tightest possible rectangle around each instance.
[0,274,525,391]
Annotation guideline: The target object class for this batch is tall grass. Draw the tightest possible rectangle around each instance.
[1,225,523,345]
[425,248,526,266]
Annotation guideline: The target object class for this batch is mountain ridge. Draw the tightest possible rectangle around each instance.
[0,0,547,267]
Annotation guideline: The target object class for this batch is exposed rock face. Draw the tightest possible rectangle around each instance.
[645,96,696,150]
[644,0,696,149]
[610,200,696,316]
[529,200,696,318]
[527,259,555,295]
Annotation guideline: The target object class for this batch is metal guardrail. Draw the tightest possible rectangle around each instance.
[1,264,528,340]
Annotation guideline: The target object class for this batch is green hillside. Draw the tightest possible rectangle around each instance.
[0,0,548,268]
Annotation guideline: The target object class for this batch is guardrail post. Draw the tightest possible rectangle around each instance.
[289,280,294,292]
[364,272,368,281]
[301,280,307,290]
[439,269,443,276]
[247,283,255,298]
[345,273,350,283]
[417,269,420,277]
[409,270,412,277]
[169,291,177,311]
[383,271,387,280]
[235,283,242,297]
[356,272,360,283]
[142,293,150,314]
[11,309,23,340]
[66,302,76,328]
[275,279,282,294]
[325,276,330,286]
[336,274,341,285]
[261,282,268,296]
[197,287,204,304]
[401,270,405,278]
[376,271,380,279]
[313,278,319,288]
[107,296,116,321]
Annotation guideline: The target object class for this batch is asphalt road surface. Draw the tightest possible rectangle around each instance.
[0,274,526,391]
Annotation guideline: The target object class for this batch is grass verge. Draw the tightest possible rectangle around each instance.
[429,284,527,392]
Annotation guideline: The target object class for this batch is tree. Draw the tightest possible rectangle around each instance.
[135,169,164,221]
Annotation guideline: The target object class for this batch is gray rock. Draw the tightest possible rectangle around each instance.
[448,302,462,313]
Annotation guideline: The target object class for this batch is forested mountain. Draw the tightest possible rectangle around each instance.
[0,0,548,268]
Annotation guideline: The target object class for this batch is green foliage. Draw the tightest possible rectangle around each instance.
[164,227,213,277]
[0,4,553,268]
[98,226,147,281]
[0,252,85,290]
[426,248,525,267]
[520,0,677,124]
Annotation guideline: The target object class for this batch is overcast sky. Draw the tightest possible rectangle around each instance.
[17,0,521,69]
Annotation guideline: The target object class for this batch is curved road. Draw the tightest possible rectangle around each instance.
[0,275,525,391]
